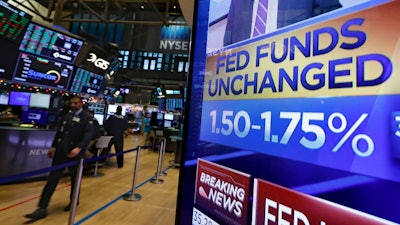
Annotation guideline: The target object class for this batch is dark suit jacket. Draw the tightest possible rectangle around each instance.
[223,0,342,46]
[52,110,93,160]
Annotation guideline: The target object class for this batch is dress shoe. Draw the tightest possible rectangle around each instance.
[64,202,79,211]
[118,165,123,168]
[25,208,47,220]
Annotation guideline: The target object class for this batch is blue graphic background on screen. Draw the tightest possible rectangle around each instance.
[29,93,50,109]
[19,23,83,64]
[21,108,48,125]
[9,91,30,106]
[0,0,32,43]
[70,68,103,95]
[12,53,73,90]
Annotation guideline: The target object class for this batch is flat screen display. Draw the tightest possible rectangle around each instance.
[20,108,48,125]
[75,44,113,75]
[69,67,104,96]
[164,113,173,120]
[94,114,104,126]
[0,0,32,43]
[29,93,50,109]
[0,39,19,80]
[157,112,163,120]
[163,120,172,128]
[19,22,83,64]
[9,91,29,106]
[0,92,8,105]
[107,104,126,116]
[176,0,400,224]
[12,52,73,90]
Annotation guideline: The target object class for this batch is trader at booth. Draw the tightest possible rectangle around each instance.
[25,96,93,222]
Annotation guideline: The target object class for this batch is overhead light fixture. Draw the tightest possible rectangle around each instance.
[141,0,145,9]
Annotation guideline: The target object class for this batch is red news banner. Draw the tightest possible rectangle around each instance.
[252,179,398,225]
[194,158,251,225]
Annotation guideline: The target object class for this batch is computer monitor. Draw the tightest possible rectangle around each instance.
[164,120,172,128]
[164,113,174,120]
[94,114,104,126]
[20,108,48,125]
[29,93,50,109]
[9,91,30,106]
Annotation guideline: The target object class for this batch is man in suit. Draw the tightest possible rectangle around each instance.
[223,0,342,46]
[25,96,93,221]
[101,106,128,168]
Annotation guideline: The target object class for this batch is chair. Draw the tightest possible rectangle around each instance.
[86,136,113,177]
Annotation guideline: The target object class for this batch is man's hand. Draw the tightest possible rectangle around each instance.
[47,147,56,158]
[68,147,81,158]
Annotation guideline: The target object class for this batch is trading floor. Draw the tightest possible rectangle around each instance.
[0,134,179,225]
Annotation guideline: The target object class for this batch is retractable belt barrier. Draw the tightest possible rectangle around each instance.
[151,138,167,184]
[0,141,167,225]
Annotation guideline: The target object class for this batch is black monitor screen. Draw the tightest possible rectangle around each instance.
[20,108,48,125]
[0,0,32,43]
[19,22,83,64]
[75,43,113,75]
[9,91,30,106]
[69,67,104,96]
[12,52,73,90]
[0,39,19,80]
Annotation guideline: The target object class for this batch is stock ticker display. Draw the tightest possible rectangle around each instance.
[69,67,104,96]
[0,0,31,43]
[19,23,83,64]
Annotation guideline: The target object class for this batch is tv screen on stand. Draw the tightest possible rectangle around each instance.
[20,108,48,125]
[19,22,83,64]
[9,91,30,106]
[12,53,74,90]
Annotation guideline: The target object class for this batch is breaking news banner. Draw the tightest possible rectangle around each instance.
[194,158,251,225]
[251,179,398,225]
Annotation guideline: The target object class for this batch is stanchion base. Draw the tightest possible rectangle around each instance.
[85,172,104,177]
[150,178,164,184]
[155,171,167,176]
[123,193,142,201]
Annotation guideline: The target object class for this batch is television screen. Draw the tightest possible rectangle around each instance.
[163,120,172,128]
[94,114,104,126]
[9,91,29,106]
[29,93,50,109]
[0,39,19,80]
[176,0,400,225]
[69,67,104,96]
[164,113,173,120]
[75,43,114,75]
[0,92,8,105]
[19,22,83,64]
[107,104,126,116]
[20,108,48,125]
[157,112,163,120]
[12,52,74,90]
[0,0,32,43]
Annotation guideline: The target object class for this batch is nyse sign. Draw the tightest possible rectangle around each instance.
[160,40,189,51]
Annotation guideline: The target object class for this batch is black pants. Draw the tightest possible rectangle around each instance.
[101,138,124,167]
[38,152,80,208]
